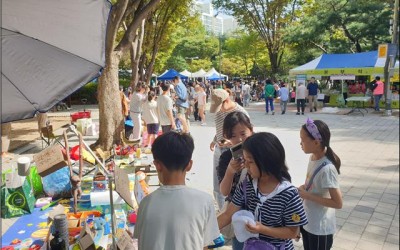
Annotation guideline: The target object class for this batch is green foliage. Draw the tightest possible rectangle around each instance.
[70,82,98,104]
[283,0,392,54]
[165,56,189,72]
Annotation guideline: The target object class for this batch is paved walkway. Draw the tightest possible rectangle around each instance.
[1,102,399,250]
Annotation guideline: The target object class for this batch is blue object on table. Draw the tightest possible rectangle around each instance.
[207,234,225,249]
[125,120,134,128]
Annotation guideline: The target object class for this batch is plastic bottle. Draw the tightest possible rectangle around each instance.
[136,147,141,159]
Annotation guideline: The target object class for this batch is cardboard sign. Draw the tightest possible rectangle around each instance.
[115,166,134,209]
[33,144,67,177]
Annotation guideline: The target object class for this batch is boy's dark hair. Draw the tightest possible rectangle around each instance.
[147,91,155,102]
[375,76,380,81]
[223,112,253,139]
[302,120,341,174]
[161,82,170,92]
[243,132,291,182]
[151,132,194,172]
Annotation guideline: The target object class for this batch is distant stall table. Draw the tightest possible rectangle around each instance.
[346,96,371,116]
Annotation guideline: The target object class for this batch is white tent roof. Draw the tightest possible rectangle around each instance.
[191,69,207,78]
[180,69,192,77]
[205,67,227,77]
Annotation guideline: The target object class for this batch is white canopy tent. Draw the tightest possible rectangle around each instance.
[180,69,192,78]
[205,67,228,78]
[191,69,207,78]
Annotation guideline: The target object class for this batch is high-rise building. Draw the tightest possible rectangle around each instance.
[194,1,239,35]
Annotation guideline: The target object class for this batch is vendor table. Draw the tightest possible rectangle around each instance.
[346,96,371,116]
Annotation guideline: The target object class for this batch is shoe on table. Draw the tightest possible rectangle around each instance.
[302,112,304,115]
[314,107,317,111]
[296,112,300,115]
[201,123,207,126]
[272,111,275,115]
[281,111,285,115]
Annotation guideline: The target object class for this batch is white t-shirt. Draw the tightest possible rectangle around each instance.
[133,185,220,250]
[156,95,173,126]
[242,84,250,96]
[142,100,158,124]
[130,92,146,113]
[303,156,340,235]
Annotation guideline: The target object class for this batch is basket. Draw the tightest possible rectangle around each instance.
[70,111,91,122]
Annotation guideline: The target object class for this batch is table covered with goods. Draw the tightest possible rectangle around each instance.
[1,126,157,250]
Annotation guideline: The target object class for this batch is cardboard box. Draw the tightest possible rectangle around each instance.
[33,144,68,177]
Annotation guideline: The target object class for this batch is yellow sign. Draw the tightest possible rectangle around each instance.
[378,44,388,58]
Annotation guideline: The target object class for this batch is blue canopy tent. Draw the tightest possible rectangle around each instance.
[157,69,188,80]
[206,72,224,80]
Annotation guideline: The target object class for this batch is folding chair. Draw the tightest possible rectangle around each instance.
[40,121,63,149]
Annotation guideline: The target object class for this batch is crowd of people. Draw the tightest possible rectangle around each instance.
[129,83,343,250]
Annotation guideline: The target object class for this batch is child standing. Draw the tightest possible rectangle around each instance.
[195,84,207,126]
[217,112,254,249]
[298,118,342,250]
[218,132,308,250]
[133,132,220,249]
[142,91,159,148]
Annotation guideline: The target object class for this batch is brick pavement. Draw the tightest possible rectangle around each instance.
[1,102,399,250]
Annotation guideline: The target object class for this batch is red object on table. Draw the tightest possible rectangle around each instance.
[70,111,91,122]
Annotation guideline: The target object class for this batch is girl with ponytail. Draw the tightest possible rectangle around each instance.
[298,118,343,250]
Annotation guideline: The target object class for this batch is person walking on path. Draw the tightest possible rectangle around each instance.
[195,84,207,126]
[264,79,275,115]
[209,89,249,210]
[372,76,384,111]
[172,76,190,134]
[298,118,343,250]
[157,82,176,133]
[278,83,289,114]
[129,82,149,141]
[307,77,319,112]
[296,82,307,115]
[241,81,251,107]
[142,91,159,148]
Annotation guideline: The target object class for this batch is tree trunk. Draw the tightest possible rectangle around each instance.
[130,19,146,88]
[96,51,124,150]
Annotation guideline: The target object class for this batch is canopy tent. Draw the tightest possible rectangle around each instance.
[205,67,228,78]
[2,0,111,123]
[207,73,224,80]
[191,69,207,78]
[289,51,399,79]
[180,69,192,78]
[157,69,188,80]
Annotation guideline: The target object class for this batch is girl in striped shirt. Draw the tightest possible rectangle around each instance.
[218,132,308,250]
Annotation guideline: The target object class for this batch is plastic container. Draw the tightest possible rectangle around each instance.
[70,111,91,122]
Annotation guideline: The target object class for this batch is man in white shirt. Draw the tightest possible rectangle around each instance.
[241,81,251,107]
[296,82,308,115]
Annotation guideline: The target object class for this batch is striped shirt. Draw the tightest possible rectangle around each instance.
[214,104,248,142]
[232,177,308,250]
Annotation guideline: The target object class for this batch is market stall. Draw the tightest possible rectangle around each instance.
[289,51,399,108]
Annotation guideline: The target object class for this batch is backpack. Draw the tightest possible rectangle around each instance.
[369,81,377,91]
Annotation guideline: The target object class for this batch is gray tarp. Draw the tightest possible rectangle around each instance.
[1,0,111,123]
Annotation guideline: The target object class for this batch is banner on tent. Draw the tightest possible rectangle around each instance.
[330,74,356,80]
